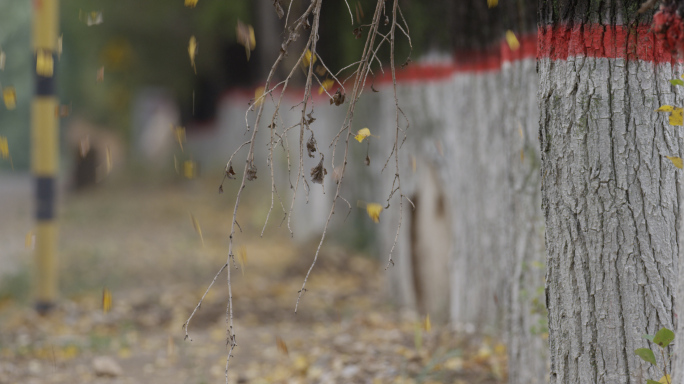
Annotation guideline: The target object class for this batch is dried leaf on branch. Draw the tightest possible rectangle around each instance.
[330,88,345,106]
[310,156,327,184]
[307,135,317,158]
[273,0,285,19]
[246,161,258,181]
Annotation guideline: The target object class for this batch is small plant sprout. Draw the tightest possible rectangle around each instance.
[634,327,674,384]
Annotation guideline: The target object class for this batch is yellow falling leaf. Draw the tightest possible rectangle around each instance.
[276,336,289,355]
[355,127,372,143]
[236,21,255,60]
[670,108,683,126]
[184,160,196,179]
[424,314,431,332]
[174,126,186,151]
[487,0,498,8]
[248,26,256,50]
[60,345,79,360]
[0,136,8,159]
[237,245,247,275]
[102,288,112,314]
[666,156,683,169]
[190,212,204,245]
[184,0,198,8]
[506,30,520,51]
[657,105,675,112]
[681,74,684,80]
[659,375,671,384]
[303,49,317,68]
[36,50,54,77]
[96,66,104,82]
[87,11,103,26]
[318,79,334,95]
[293,355,309,375]
[188,36,198,74]
[25,230,34,250]
[366,203,383,223]
[57,35,63,59]
[254,86,265,106]
[3,87,16,110]
[105,146,112,174]
[411,155,417,173]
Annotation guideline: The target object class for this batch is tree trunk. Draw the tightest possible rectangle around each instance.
[380,2,548,382]
[539,2,681,382]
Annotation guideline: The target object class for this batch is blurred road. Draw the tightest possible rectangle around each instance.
[0,174,504,384]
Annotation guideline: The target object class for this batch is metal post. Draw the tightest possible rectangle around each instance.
[32,0,59,314]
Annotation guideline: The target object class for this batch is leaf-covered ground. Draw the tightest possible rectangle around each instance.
[0,173,505,384]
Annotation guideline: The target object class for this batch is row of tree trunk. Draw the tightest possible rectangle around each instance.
[381,1,684,383]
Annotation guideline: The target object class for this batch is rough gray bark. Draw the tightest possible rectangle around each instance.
[377,58,548,383]
[504,60,549,384]
[539,15,681,384]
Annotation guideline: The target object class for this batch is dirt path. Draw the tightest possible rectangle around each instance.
[0,174,504,384]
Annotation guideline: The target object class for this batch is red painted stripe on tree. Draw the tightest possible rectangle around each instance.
[219,23,682,107]
[537,24,683,64]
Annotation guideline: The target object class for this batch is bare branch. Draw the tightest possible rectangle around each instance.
[182,262,227,341]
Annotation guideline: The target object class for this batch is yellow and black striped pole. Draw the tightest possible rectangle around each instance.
[32,0,59,314]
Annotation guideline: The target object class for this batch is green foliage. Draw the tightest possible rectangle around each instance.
[670,79,684,86]
[653,328,675,348]
[643,334,655,342]
[635,348,657,366]
[635,327,674,384]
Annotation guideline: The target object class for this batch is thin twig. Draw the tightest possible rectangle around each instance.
[182,262,228,341]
